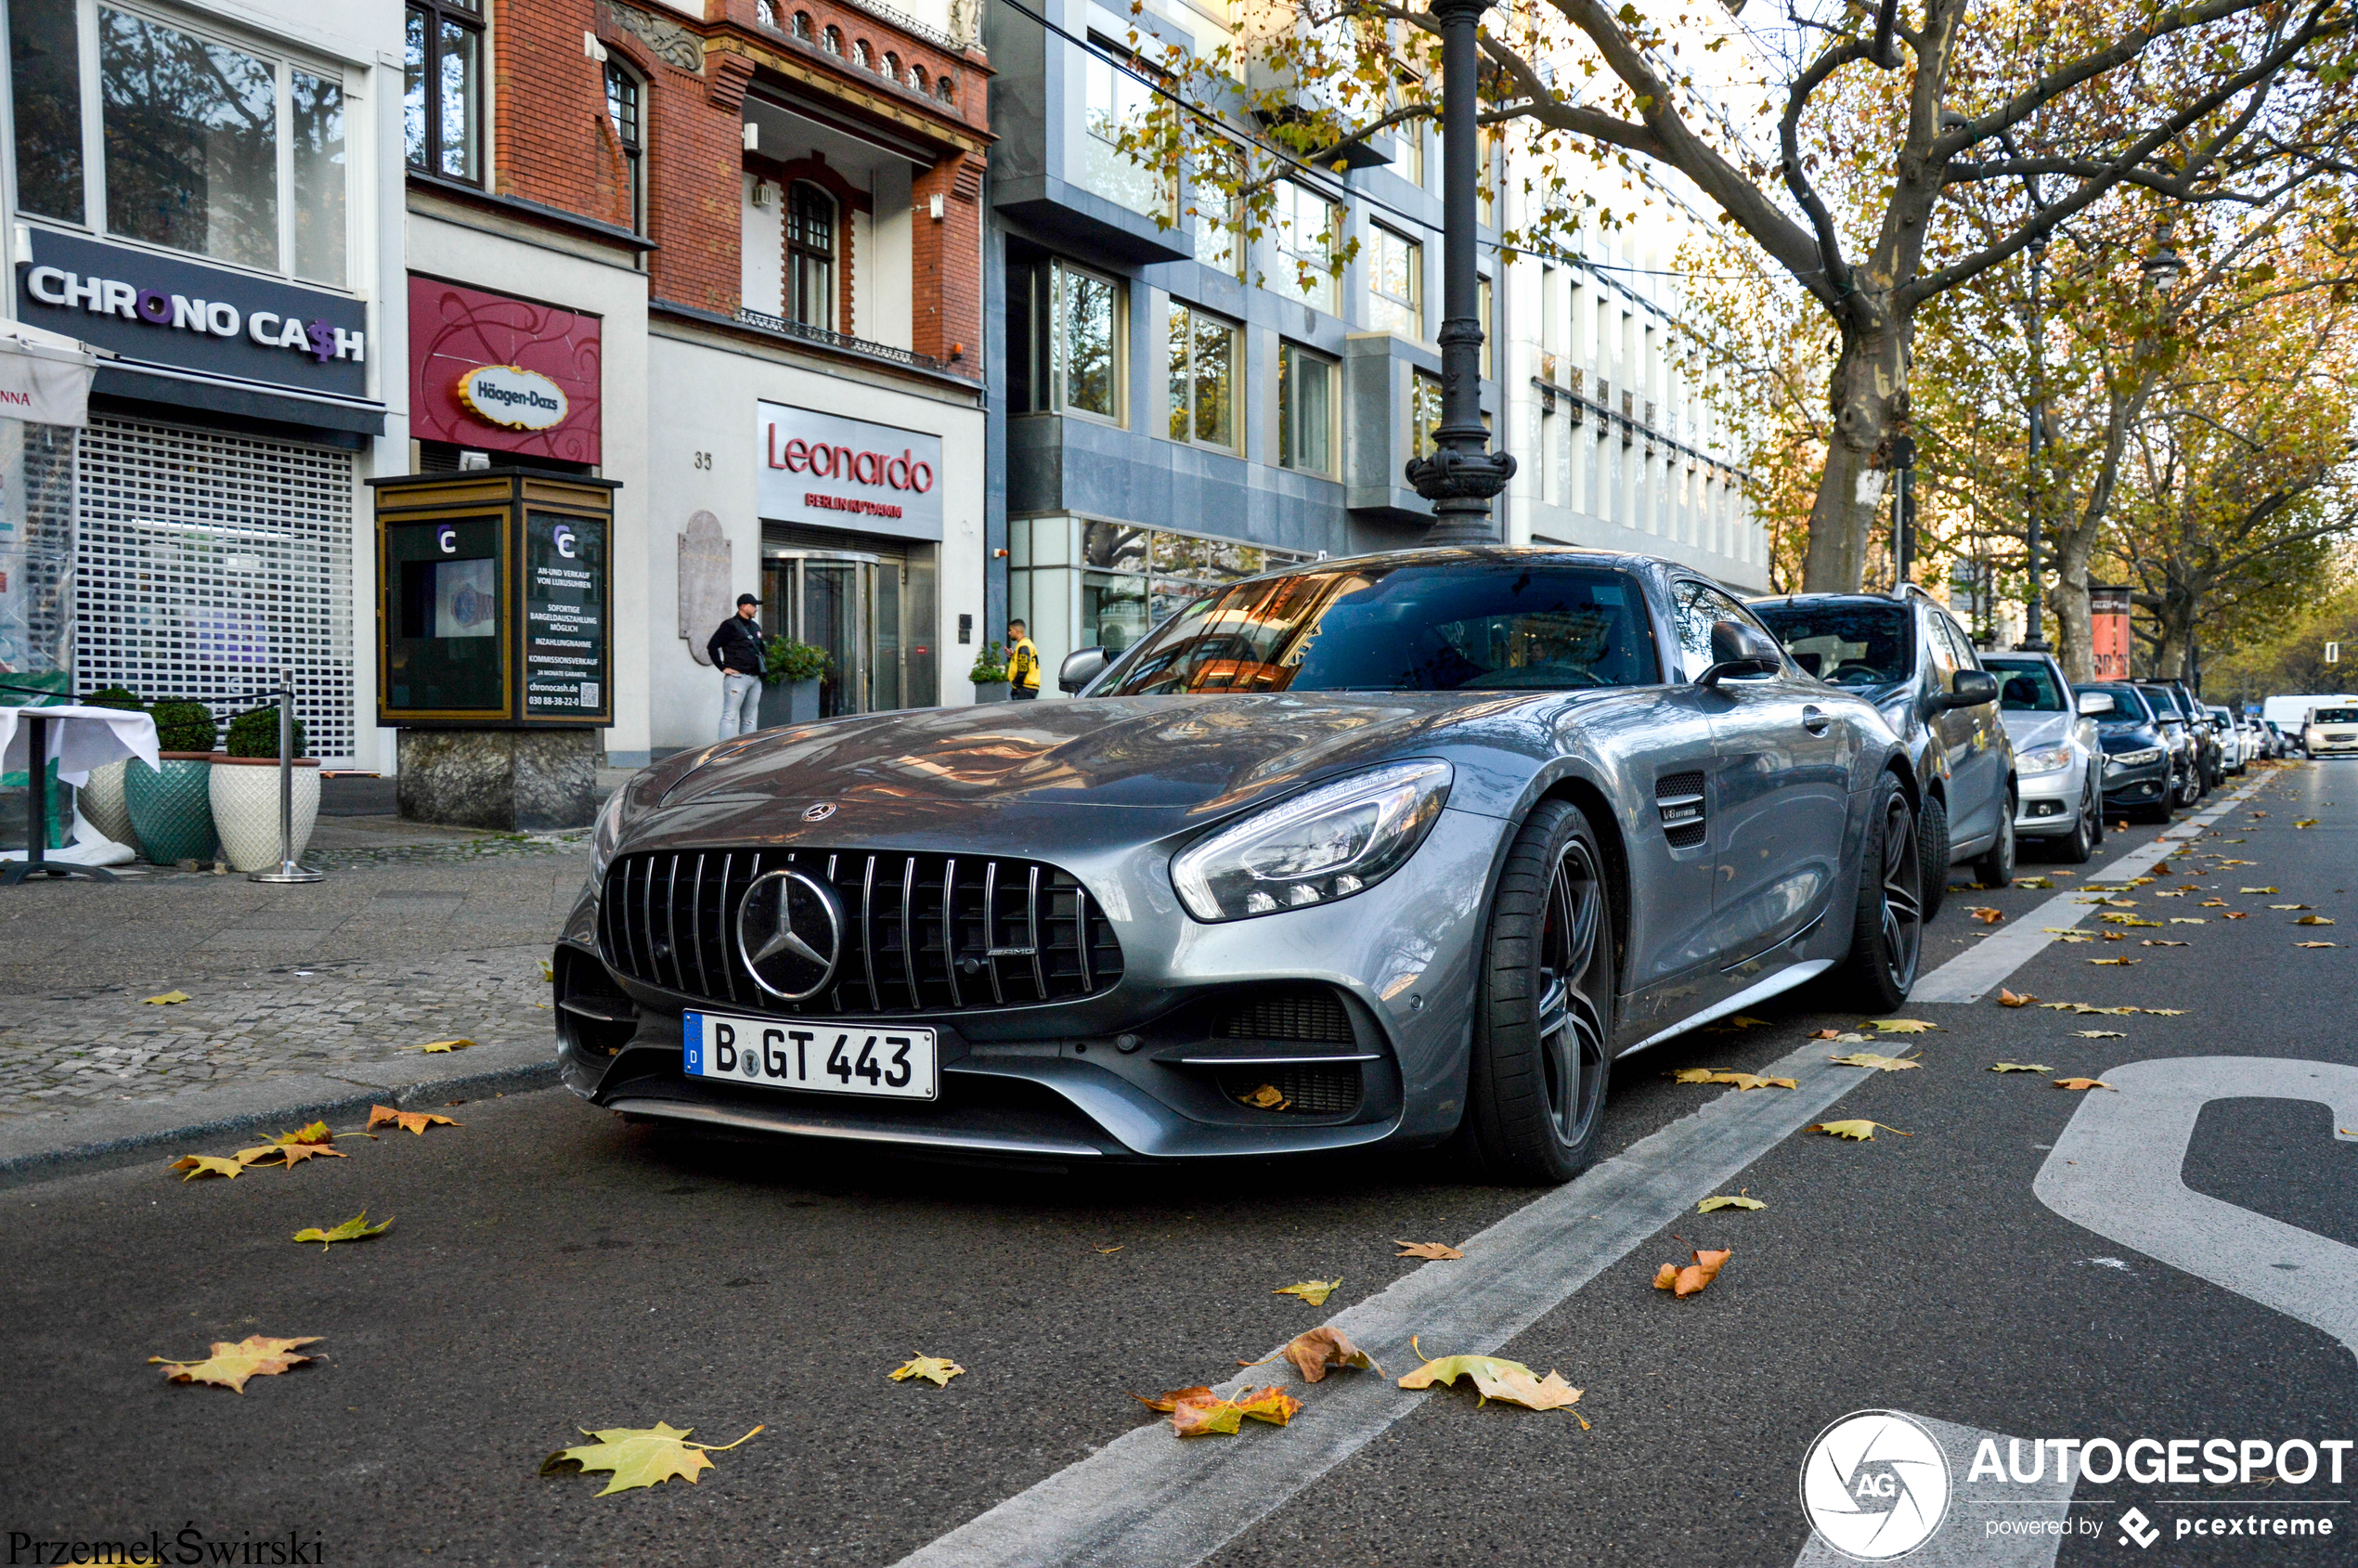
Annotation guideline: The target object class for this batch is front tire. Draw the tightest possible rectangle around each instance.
[1916,793,1951,920]
[1828,771,1923,1012]
[1466,800,1615,1185]
[1973,798,2016,887]
[2056,775,2099,863]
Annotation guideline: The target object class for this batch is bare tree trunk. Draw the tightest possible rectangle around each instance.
[2052,538,2094,683]
[1802,320,1911,591]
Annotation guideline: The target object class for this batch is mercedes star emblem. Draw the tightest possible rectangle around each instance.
[735,867,844,1001]
[802,802,836,823]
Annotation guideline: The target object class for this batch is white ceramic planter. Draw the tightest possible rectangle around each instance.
[209,758,321,873]
[78,758,136,849]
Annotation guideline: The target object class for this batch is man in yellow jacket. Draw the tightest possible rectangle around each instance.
[1006,619,1042,701]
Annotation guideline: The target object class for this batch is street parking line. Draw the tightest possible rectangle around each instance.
[891,1038,1878,1568]
[1911,775,2274,1004]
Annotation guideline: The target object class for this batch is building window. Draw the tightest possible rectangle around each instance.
[852,39,872,70]
[792,10,811,40]
[1082,45,1171,220]
[757,0,779,28]
[1278,343,1336,477]
[823,25,842,54]
[1167,304,1237,451]
[786,182,836,331]
[1273,181,1339,314]
[1411,370,1445,458]
[910,63,928,94]
[604,62,642,233]
[18,2,351,284]
[404,0,481,185]
[1367,226,1422,340]
[1053,260,1123,423]
[1190,143,1243,277]
[1478,275,1493,379]
[882,51,900,83]
[936,73,955,104]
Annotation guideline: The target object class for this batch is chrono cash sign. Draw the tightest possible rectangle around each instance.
[456,364,569,432]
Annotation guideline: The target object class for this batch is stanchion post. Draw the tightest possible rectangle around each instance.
[249,671,323,885]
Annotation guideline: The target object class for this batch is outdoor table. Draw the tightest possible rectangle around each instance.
[0,695,162,884]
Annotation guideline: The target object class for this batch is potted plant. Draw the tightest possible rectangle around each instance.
[74,685,144,850]
[123,699,220,864]
[757,636,830,729]
[969,641,1011,703]
[209,706,318,873]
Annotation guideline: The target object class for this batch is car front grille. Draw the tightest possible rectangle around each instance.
[1219,1065,1363,1114]
[598,848,1124,1016]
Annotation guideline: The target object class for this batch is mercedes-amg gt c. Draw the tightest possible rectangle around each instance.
[554,549,1923,1183]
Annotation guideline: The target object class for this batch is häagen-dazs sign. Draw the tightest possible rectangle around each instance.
[457,364,568,431]
[757,402,943,543]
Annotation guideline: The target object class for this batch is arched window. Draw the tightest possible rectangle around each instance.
[851,39,872,70]
[909,64,928,95]
[786,182,836,332]
[756,0,778,27]
[936,73,955,104]
[822,25,842,54]
[882,52,900,83]
[603,61,643,234]
[792,11,811,40]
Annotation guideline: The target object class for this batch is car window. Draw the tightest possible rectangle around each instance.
[2087,685,2151,723]
[2313,708,2358,724]
[1668,581,1773,682]
[1984,658,2066,712]
[1937,616,1981,673]
[1924,615,1963,685]
[1100,563,1661,695]
[1751,602,1912,688]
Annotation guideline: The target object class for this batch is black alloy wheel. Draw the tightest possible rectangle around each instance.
[1467,800,1615,1185]
[1828,772,1923,1011]
[2174,762,2203,809]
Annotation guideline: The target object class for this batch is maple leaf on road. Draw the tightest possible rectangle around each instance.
[1282,1327,1379,1383]
[1275,1278,1341,1306]
[1829,1052,1922,1071]
[1398,1346,1583,1411]
[1652,1248,1733,1297]
[367,1105,460,1136]
[150,1334,320,1393]
[1990,1062,2054,1073]
[540,1421,762,1496]
[1695,1195,1766,1212]
[292,1211,393,1251]
[1394,1240,1463,1260]
[888,1355,965,1387]
[1806,1120,1911,1140]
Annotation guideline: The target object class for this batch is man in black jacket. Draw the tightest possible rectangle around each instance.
[708,593,765,739]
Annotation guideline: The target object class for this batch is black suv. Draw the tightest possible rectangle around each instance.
[1750,589,2017,917]
[2079,683,2182,823]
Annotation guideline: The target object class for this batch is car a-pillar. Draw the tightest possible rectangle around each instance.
[369,470,619,831]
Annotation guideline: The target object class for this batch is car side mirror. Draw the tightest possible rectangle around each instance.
[2076,691,2115,716]
[1697,620,1781,686]
[1939,669,2000,710]
[1058,646,1109,694]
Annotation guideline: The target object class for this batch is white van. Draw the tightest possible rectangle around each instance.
[2264,693,2358,732]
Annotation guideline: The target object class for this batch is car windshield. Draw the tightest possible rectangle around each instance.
[2313,708,2358,724]
[1751,603,1912,688]
[1984,659,2066,712]
[1097,563,1661,695]
[2087,686,2151,723]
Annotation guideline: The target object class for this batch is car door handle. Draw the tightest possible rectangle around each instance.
[1801,705,1833,734]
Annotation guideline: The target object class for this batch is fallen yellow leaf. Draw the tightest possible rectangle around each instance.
[1670,1068,1797,1090]
[1696,1195,1765,1212]
[292,1211,393,1251]
[2270,904,2314,910]
[1990,1062,2053,1073]
[416,1039,474,1054]
[1394,1240,1464,1260]
[1275,1278,1341,1307]
[367,1105,460,1136]
[168,1155,247,1182]
[2296,915,2336,926]
[2169,918,2207,925]
[2242,888,2278,894]
[1806,1120,1911,1140]
[540,1422,762,1496]
[2072,1030,2126,1038]
[539,959,555,982]
[2054,1078,2116,1092]
[2296,940,2339,948]
[1829,1052,1922,1071]
[1998,989,2036,1007]
[1281,1327,1379,1383]
[888,1355,965,1387]
[1132,1385,1212,1413]
[275,1121,334,1147]
[1968,907,2003,925]
[2087,957,2141,965]
[150,1334,319,1393]
[1234,1386,1303,1425]
[1398,1349,1584,1411]
[2141,940,2190,947]
[239,1142,345,1171]
[1866,1019,1937,1033]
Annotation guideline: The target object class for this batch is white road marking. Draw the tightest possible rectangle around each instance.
[890,1037,1879,1568]
[2034,1056,2358,1362]
[1911,775,2274,1004]
[1792,1412,2076,1568]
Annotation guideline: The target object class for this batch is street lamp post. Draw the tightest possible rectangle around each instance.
[1407,0,1516,544]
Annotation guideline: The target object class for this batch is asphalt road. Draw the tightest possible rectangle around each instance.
[5,763,2352,1567]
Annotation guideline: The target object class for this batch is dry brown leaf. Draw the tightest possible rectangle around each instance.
[1133,1385,1214,1413]
[2296,915,2336,926]
[1805,1120,1911,1140]
[1990,1062,2054,1073]
[1397,1348,1584,1413]
[1394,1240,1464,1260]
[2087,957,2141,965]
[2072,1030,2126,1038]
[366,1105,460,1136]
[1234,1386,1302,1425]
[1275,1278,1340,1306]
[1238,1083,1290,1109]
[1282,1327,1379,1383]
[1652,1248,1732,1298]
[2296,940,2339,948]
[2225,913,2250,920]
[1997,989,2035,1007]
[150,1334,319,1393]
[168,1155,247,1182]
[1828,1052,1922,1071]
[2054,1078,2117,1092]
[1866,1018,1937,1033]
[1967,906,2003,925]
[2141,940,2190,947]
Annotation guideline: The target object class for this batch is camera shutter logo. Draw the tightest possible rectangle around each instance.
[734,868,844,1001]
[1799,1410,1951,1560]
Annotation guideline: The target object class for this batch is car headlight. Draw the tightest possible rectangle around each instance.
[1171,760,1452,922]
[2107,746,2164,769]
[587,784,629,885]
[2018,743,2075,776]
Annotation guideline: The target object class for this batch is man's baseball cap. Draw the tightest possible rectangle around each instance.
[736,593,758,606]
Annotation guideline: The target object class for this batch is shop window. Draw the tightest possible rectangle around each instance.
[786,182,836,331]
[1052,261,1123,423]
[604,63,643,235]
[1167,304,1237,451]
[1278,343,1336,477]
[1272,181,1339,315]
[16,3,353,284]
[1367,226,1421,340]
[1411,370,1444,459]
[404,0,482,186]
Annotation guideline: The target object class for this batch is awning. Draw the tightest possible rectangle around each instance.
[0,318,97,428]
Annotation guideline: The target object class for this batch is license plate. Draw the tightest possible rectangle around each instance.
[683,1012,938,1101]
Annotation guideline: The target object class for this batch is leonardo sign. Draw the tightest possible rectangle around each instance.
[457,365,569,431]
[757,402,944,543]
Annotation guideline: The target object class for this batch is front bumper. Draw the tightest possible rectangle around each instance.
[2309,735,2358,754]
[2099,758,2170,809]
[550,807,1507,1163]
[2013,765,2083,836]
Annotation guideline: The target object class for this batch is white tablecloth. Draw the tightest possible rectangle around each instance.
[0,703,162,785]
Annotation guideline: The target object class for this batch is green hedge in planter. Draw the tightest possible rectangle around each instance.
[148,701,218,754]
[84,685,146,712]
[226,706,304,758]
[763,636,829,684]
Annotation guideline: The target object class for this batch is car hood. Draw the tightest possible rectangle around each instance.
[1999,711,2075,750]
[627,693,1574,851]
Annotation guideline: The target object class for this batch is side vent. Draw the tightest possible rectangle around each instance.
[1656,771,1706,849]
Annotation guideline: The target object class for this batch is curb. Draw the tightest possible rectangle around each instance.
[0,1060,564,1191]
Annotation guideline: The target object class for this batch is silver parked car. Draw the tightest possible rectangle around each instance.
[1982,653,2103,862]
[555,549,1925,1185]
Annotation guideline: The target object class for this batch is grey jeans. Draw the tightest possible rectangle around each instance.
[719,671,762,738]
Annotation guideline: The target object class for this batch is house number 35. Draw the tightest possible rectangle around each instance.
[693,451,713,470]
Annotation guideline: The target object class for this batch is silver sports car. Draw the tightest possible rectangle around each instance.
[554,548,1924,1183]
